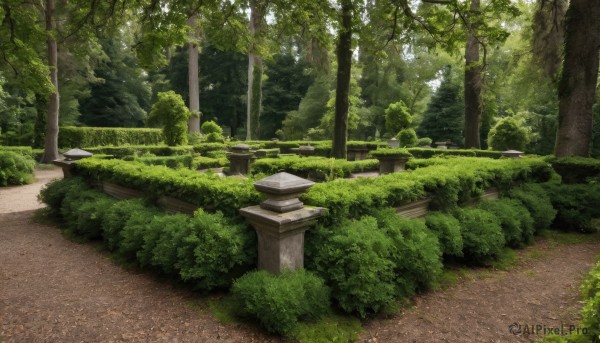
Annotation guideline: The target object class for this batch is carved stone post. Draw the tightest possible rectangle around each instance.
[240,172,325,274]
[52,148,93,178]
[227,144,253,175]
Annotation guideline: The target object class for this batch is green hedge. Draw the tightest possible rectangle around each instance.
[74,158,260,217]
[251,156,379,181]
[0,151,35,186]
[39,177,256,291]
[577,260,600,342]
[0,146,34,158]
[549,156,600,184]
[406,148,503,159]
[452,208,505,262]
[508,183,556,233]
[59,126,164,148]
[545,182,600,233]
[305,157,552,224]
[84,145,194,158]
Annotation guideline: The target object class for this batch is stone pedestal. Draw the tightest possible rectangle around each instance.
[502,150,523,158]
[298,145,315,157]
[347,148,369,161]
[377,156,409,174]
[240,172,325,274]
[226,144,253,175]
[52,148,93,178]
[388,138,400,149]
[435,141,450,149]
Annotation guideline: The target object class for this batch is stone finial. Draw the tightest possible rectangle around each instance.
[388,138,400,149]
[502,150,524,158]
[63,148,93,161]
[226,144,253,175]
[254,172,314,213]
[230,144,250,154]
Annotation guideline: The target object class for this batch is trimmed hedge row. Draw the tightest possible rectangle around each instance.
[84,145,194,158]
[74,158,260,217]
[59,126,164,148]
[0,150,35,186]
[549,156,600,184]
[251,156,379,181]
[405,148,504,159]
[305,157,553,224]
[0,146,34,158]
[39,177,256,291]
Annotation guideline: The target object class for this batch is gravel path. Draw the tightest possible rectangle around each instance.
[0,168,598,342]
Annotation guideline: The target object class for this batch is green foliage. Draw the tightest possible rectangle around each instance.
[58,127,164,148]
[124,154,194,169]
[417,137,433,147]
[406,148,503,159]
[385,101,412,135]
[38,177,88,217]
[508,183,557,232]
[282,74,331,140]
[308,217,396,318]
[545,183,600,233]
[175,210,256,290]
[368,148,412,159]
[101,199,150,251]
[487,117,530,151]
[418,66,464,145]
[149,91,190,146]
[201,120,223,135]
[231,269,330,335]
[0,151,35,186]
[205,132,225,143]
[397,128,418,147]
[0,146,34,158]
[75,158,260,217]
[83,145,193,158]
[453,208,505,262]
[60,187,114,240]
[424,212,464,257]
[478,199,535,248]
[549,157,600,184]
[251,156,378,181]
[574,261,600,343]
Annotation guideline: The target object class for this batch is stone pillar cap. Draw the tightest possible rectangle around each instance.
[231,143,251,153]
[63,148,93,160]
[298,145,315,151]
[254,172,315,195]
[502,150,523,154]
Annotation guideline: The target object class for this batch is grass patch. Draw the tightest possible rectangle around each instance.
[489,248,518,271]
[290,314,363,343]
[522,249,547,260]
[208,296,238,324]
[36,163,58,170]
[434,267,476,290]
[538,230,600,245]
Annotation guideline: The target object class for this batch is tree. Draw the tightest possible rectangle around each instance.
[385,101,412,137]
[246,0,267,140]
[487,116,529,151]
[418,66,464,145]
[149,91,190,146]
[463,0,483,148]
[554,0,600,157]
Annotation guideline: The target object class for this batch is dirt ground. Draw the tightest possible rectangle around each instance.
[1,168,598,343]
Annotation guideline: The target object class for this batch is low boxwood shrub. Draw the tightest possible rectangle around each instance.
[544,182,600,233]
[0,146,34,158]
[60,188,115,240]
[84,145,194,158]
[192,156,228,169]
[0,151,35,186]
[231,269,330,335]
[101,198,150,251]
[574,261,600,343]
[38,177,88,217]
[175,210,256,290]
[453,208,505,262]
[124,154,194,169]
[308,217,397,318]
[118,206,164,261]
[508,183,556,233]
[136,213,191,270]
[58,126,164,148]
[424,212,463,257]
[549,156,600,184]
[369,148,413,159]
[478,198,535,248]
[251,156,379,181]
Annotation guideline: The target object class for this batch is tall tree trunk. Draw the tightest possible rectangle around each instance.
[187,15,200,133]
[333,0,352,159]
[41,0,59,163]
[463,0,482,149]
[554,0,600,157]
[246,0,265,140]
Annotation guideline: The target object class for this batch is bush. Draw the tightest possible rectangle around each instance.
[308,217,397,318]
[576,261,600,343]
[424,212,464,257]
[545,182,600,233]
[385,101,412,135]
[149,91,190,146]
[231,269,330,335]
[487,117,529,151]
[0,151,35,186]
[118,207,163,261]
[175,210,256,290]
[39,177,89,216]
[0,146,34,158]
[101,199,150,251]
[205,132,225,143]
[251,156,379,181]
[369,148,412,159]
[84,145,194,158]
[417,137,433,147]
[406,148,503,159]
[58,127,163,148]
[478,198,535,248]
[201,120,223,135]
[398,128,418,147]
[60,188,115,239]
[508,183,557,233]
[453,208,505,262]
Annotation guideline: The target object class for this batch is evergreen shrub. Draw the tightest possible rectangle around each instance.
[487,117,529,151]
[149,91,190,146]
[398,128,418,147]
[0,151,35,186]
[508,183,556,232]
[58,127,164,148]
[232,269,330,335]
[39,177,88,217]
[545,183,600,233]
[424,212,464,257]
[478,198,535,247]
[549,156,600,184]
[453,208,505,262]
